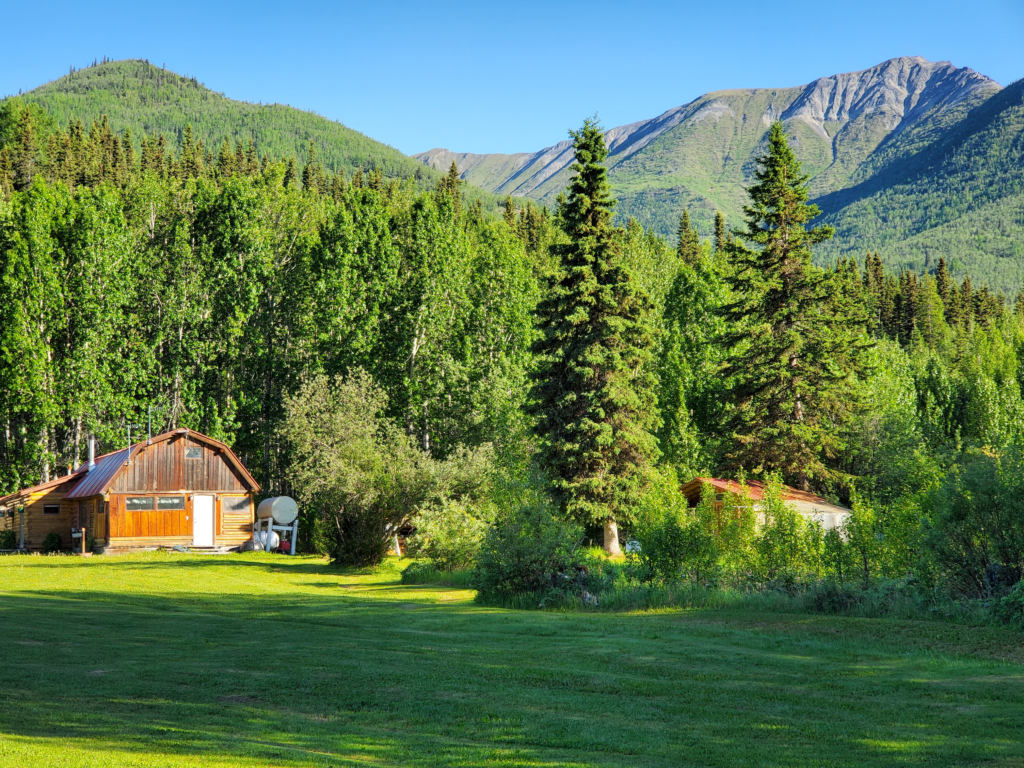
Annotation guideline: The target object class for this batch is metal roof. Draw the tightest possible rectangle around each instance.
[65,446,137,500]
[680,477,850,511]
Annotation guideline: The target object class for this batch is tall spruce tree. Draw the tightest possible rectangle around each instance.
[677,209,700,265]
[713,211,727,255]
[721,122,867,488]
[528,119,659,555]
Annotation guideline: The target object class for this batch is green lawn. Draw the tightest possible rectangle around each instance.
[1,554,1022,767]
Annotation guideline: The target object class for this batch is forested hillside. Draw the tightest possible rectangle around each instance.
[3,59,500,212]
[14,60,427,179]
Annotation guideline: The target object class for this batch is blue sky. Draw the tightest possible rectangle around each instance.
[2,0,1022,155]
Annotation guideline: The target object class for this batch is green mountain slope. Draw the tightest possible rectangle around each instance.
[815,77,1024,288]
[418,57,1024,290]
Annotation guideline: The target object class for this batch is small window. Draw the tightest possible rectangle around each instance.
[184,446,203,460]
[157,496,185,511]
[43,504,60,515]
[125,497,154,511]
[715,493,724,501]
[223,496,250,514]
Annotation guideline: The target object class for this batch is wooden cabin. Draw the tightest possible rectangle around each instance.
[680,477,851,531]
[0,429,260,553]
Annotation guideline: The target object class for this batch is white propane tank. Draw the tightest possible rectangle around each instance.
[256,496,298,526]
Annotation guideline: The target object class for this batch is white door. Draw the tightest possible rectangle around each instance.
[193,495,215,547]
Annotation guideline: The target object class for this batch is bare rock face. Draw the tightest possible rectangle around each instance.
[414,57,1000,217]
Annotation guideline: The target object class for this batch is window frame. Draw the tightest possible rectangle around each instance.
[42,504,60,516]
[156,495,186,511]
[183,446,203,460]
[124,496,155,512]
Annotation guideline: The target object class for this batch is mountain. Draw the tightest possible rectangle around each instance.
[13,59,443,190]
[417,57,1024,290]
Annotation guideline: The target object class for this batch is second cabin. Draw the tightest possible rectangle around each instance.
[0,429,260,552]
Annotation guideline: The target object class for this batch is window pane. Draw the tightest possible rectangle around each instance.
[125,497,154,511]
[223,497,250,513]
[157,496,185,511]
[184,446,202,459]
[43,504,60,515]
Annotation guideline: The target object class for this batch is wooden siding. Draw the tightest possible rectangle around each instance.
[20,483,76,549]
[110,435,247,493]
[219,494,254,544]
[109,494,190,539]
[108,492,253,546]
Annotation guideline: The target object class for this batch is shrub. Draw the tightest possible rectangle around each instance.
[411,500,487,572]
[993,581,1024,628]
[923,449,1024,598]
[632,469,716,583]
[280,370,493,567]
[41,532,63,553]
[475,499,582,600]
[0,529,16,549]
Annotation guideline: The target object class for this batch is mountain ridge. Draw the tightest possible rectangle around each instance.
[416,57,1000,207]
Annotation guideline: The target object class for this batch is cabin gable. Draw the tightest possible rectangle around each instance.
[110,435,248,494]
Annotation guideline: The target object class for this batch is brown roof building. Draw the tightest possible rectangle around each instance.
[0,429,260,552]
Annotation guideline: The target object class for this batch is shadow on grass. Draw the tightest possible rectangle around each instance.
[2,569,1024,767]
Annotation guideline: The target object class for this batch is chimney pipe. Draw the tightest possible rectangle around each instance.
[88,437,96,471]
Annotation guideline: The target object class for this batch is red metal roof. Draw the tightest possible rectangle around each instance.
[680,477,842,508]
[65,445,138,499]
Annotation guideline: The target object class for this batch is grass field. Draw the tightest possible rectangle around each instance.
[1,553,1022,767]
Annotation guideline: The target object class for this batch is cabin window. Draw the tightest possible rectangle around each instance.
[715,493,724,501]
[157,496,185,511]
[125,497,154,511]
[223,496,249,514]
[184,446,202,460]
[43,504,60,515]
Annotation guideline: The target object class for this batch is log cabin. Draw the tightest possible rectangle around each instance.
[0,429,260,553]
[680,477,851,531]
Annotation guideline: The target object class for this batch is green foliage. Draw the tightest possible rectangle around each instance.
[632,470,718,583]
[411,500,488,572]
[753,475,817,580]
[923,448,1024,598]
[993,581,1024,628]
[40,531,62,553]
[528,119,660,547]
[0,529,16,549]
[280,370,493,567]
[474,497,583,600]
[721,123,869,485]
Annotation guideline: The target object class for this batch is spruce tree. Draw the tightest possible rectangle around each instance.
[283,157,299,189]
[677,209,700,265]
[436,161,463,215]
[13,108,37,191]
[528,119,659,555]
[714,211,726,255]
[721,122,867,488]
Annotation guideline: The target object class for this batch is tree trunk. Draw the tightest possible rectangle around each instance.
[603,517,622,557]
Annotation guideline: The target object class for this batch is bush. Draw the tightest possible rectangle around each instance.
[924,449,1024,598]
[475,499,582,600]
[41,532,63,553]
[993,581,1024,628]
[632,469,717,584]
[411,500,487,572]
[0,529,16,549]
[280,370,493,567]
